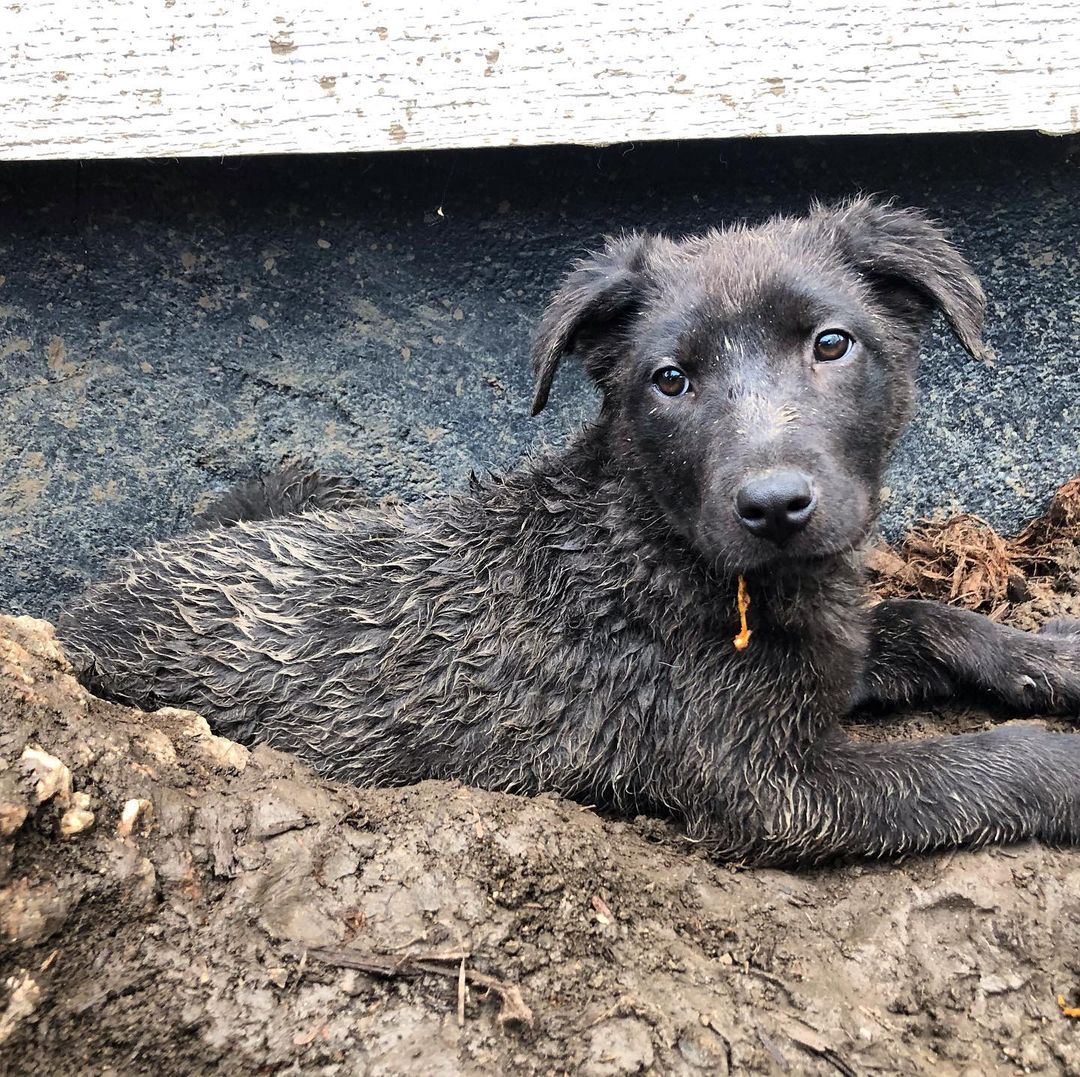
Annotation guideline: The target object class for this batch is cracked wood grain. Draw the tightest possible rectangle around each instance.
[1,0,1078,161]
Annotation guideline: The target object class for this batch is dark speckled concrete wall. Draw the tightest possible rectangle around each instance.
[1,133,1077,616]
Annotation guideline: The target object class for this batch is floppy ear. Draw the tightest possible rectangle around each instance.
[816,197,989,360]
[530,233,663,415]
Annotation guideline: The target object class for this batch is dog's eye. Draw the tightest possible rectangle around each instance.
[652,366,692,397]
[813,330,854,363]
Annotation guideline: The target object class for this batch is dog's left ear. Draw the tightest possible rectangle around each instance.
[817,197,989,360]
[530,232,668,415]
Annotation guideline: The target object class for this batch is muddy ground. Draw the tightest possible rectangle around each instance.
[2,133,1079,1076]
[3,499,1080,1076]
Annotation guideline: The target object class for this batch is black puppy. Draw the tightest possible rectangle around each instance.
[60,198,1080,865]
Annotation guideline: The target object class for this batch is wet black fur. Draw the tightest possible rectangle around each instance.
[59,198,1080,865]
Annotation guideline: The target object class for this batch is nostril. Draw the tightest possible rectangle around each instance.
[734,487,768,523]
[734,470,817,543]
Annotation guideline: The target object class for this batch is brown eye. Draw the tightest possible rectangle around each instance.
[652,366,691,397]
[813,330,854,363]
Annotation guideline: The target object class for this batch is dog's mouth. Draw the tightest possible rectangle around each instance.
[706,544,839,580]
[724,542,858,575]
[695,514,874,577]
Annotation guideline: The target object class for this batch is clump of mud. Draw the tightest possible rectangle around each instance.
[2,480,1080,1074]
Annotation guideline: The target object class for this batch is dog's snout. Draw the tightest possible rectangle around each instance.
[734,470,817,544]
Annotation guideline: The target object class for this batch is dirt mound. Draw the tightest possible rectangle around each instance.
[2,613,1080,1076]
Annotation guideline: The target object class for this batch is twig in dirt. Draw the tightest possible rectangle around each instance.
[582,995,667,1031]
[858,1005,898,1034]
[756,1026,790,1069]
[309,946,533,1028]
[781,1017,858,1077]
[457,956,467,1028]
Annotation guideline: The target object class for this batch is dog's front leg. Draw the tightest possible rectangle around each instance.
[747,722,1080,864]
[852,599,1080,714]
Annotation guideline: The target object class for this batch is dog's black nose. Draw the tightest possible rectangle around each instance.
[734,470,817,544]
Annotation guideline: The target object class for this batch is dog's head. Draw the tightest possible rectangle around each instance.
[531,198,987,573]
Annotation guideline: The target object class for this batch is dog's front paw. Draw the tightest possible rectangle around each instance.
[1027,618,1080,715]
[987,619,1080,715]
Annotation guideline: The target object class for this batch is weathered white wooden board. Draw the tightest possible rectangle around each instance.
[2,1,1078,161]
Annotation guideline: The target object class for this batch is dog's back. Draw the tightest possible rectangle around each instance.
[59,448,752,816]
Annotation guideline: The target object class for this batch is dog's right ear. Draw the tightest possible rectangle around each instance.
[815,197,989,361]
[530,233,662,415]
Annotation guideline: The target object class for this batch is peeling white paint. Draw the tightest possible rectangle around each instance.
[0,0,1077,161]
